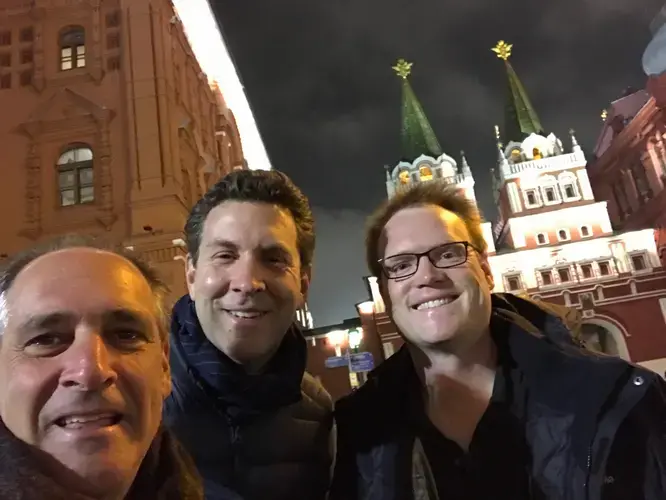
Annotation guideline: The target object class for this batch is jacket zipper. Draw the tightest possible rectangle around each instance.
[584,444,592,500]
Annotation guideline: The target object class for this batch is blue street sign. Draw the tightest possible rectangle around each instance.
[325,356,348,369]
[349,352,374,373]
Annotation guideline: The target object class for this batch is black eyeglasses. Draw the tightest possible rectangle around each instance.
[378,241,481,280]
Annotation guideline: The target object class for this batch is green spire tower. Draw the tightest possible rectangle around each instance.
[492,41,544,143]
[392,59,443,160]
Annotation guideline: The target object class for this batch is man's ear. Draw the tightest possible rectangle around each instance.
[479,253,495,291]
[185,255,196,300]
[160,331,172,399]
[378,278,392,314]
[299,265,312,308]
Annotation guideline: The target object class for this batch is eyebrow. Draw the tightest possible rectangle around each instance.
[15,308,152,333]
[206,238,239,250]
[101,308,151,330]
[17,312,74,332]
[207,238,293,258]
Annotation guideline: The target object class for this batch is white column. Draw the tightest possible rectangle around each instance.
[507,182,522,214]
[576,169,595,200]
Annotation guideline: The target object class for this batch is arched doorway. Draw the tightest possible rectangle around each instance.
[580,319,631,361]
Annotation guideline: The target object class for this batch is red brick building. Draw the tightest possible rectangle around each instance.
[0,0,245,303]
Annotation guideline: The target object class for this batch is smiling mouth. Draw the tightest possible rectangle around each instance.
[54,413,123,430]
[413,295,460,311]
[225,310,268,319]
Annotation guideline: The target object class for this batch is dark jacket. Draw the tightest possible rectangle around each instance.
[330,294,666,500]
[0,421,202,500]
[164,296,335,500]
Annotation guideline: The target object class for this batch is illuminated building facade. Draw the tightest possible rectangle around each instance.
[362,43,666,379]
[587,4,666,272]
[0,0,247,304]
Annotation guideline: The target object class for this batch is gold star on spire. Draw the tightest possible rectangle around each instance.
[492,41,513,61]
[392,59,413,79]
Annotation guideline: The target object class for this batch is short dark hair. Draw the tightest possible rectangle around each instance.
[185,169,315,268]
[0,234,170,337]
[365,181,488,277]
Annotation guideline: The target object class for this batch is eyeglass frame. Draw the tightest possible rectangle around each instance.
[377,241,483,280]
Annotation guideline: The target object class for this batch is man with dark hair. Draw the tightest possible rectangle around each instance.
[330,181,666,499]
[165,169,335,500]
[0,235,202,500]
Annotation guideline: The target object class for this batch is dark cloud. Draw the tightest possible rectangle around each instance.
[212,0,661,325]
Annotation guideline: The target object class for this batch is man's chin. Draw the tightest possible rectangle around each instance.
[45,448,137,497]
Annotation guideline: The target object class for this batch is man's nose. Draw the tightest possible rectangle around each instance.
[229,257,267,294]
[414,255,451,286]
[59,332,117,391]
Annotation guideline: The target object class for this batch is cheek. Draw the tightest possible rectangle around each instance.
[0,359,55,443]
[195,267,228,298]
[119,354,167,422]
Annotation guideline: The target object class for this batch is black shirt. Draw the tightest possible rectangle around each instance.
[411,321,533,499]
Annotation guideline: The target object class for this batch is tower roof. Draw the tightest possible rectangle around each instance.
[393,59,443,161]
[492,41,544,143]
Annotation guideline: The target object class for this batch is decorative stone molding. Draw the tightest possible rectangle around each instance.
[19,142,43,240]
[16,88,117,236]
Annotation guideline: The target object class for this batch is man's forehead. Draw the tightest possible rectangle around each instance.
[382,205,469,253]
[8,248,153,308]
[204,201,298,247]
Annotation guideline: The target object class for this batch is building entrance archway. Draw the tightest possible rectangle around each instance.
[580,318,631,361]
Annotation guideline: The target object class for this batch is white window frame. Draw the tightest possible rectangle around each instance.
[504,273,523,292]
[628,251,650,273]
[540,175,561,206]
[536,232,549,246]
[523,188,542,209]
[556,266,573,284]
[596,260,614,277]
[538,269,554,287]
[578,262,594,280]
[579,225,591,238]
[556,228,571,242]
[558,173,582,202]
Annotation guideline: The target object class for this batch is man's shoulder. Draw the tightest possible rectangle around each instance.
[301,372,333,409]
[335,351,411,423]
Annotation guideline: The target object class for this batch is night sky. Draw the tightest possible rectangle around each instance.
[213,0,660,326]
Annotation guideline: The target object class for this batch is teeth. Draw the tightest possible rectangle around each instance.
[228,311,264,319]
[58,414,119,428]
[416,297,456,310]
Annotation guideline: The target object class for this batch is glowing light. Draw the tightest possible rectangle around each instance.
[326,330,347,347]
[348,329,363,349]
[172,0,271,171]
[356,301,375,315]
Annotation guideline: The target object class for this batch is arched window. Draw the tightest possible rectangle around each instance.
[540,175,561,205]
[419,165,433,181]
[532,147,543,160]
[558,172,580,201]
[398,170,410,184]
[557,228,571,241]
[580,324,621,357]
[57,145,94,206]
[510,149,522,161]
[59,26,86,71]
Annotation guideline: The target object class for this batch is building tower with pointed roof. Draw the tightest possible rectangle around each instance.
[386,60,477,200]
[490,40,603,251]
[384,59,496,249]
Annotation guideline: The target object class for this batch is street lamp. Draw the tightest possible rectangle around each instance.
[326,329,347,357]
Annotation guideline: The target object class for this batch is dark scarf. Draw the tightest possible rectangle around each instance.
[0,420,202,500]
[171,295,306,423]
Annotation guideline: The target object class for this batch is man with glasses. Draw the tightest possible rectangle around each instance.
[330,182,665,499]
